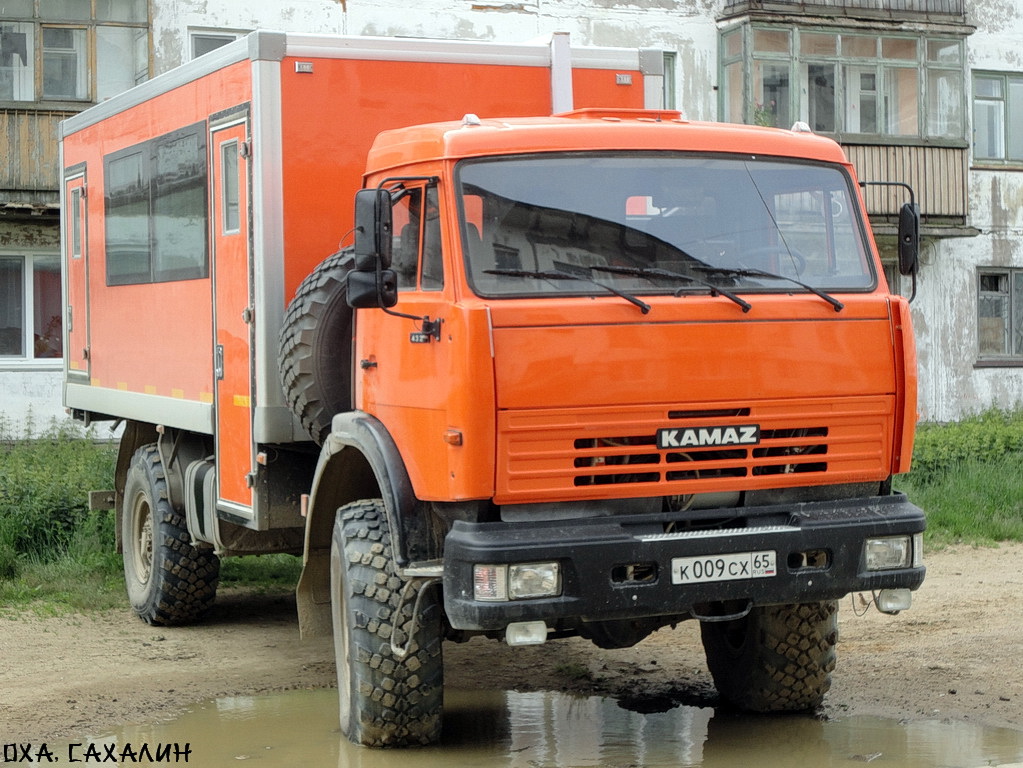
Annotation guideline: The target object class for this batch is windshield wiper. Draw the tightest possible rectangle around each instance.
[592,265,752,313]
[694,267,844,313]
[483,268,651,314]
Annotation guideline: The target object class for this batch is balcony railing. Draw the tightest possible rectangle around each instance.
[0,108,77,204]
[844,142,968,226]
[723,0,965,17]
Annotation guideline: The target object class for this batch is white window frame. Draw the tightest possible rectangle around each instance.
[188,29,246,61]
[0,251,63,369]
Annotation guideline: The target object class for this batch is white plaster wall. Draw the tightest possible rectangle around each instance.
[0,369,71,437]
[911,233,1023,423]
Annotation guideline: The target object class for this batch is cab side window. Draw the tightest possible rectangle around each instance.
[421,186,443,291]
[390,184,444,292]
[391,187,422,291]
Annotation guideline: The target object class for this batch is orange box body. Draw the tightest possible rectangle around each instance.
[61,32,654,520]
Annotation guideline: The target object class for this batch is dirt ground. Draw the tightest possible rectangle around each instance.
[2,543,1022,742]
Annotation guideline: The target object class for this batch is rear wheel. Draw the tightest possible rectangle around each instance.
[700,601,838,712]
[122,444,220,625]
[329,499,443,746]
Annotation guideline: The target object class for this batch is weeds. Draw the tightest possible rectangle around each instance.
[0,418,121,612]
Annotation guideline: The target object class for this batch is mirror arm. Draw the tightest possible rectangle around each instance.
[859,180,920,303]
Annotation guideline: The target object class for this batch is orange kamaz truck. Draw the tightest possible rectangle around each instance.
[61,30,925,747]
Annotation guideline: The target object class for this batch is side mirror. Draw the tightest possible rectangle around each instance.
[353,188,392,271]
[897,202,920,277]
[346,269,398,309]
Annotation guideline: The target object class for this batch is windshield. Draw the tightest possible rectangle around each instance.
[457,153,875,301]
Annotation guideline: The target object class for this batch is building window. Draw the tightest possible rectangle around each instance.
[0,253,62,362]
[0,0,147,103]
[189,30,244,60]
[42,26,86,99]
[973,72,1023,165]
[662,51,677,111]
[978,269,1023,360]
[720,25,965,140]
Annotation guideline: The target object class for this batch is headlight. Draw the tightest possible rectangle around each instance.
[473,562,561,601]
[864,536,912,571]
[509,563,560,600]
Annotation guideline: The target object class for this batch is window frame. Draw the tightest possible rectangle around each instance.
[389,182,444,293]
[976,268,1023,366]
[0,1,148,105]
[719,23,966,142]
[103,121,210,286]
[0,250,63,367]
[972,71,1023,168]
[188,29,246,61]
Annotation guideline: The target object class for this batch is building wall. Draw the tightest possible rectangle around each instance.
[909,0,1023,421]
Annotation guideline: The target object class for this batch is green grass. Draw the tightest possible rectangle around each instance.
[899,452,1023,546]
[2,408,1023,614]
[0,418,302,614]
[220,553,303,590]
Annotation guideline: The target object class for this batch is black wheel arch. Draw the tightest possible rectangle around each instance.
[297,411,435,636]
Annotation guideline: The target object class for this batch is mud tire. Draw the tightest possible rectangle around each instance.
[330,499,444,746]
[278,250,354,444]
[700,601,838,712]
[122,444,220,625]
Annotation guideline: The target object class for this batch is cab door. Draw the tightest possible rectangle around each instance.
[210,111,255,518]
[63,168,89,380]
[355,182,454,498]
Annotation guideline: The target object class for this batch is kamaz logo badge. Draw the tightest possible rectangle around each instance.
[656,425,761,449]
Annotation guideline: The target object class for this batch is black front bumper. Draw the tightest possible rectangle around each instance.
[441,492,925,631]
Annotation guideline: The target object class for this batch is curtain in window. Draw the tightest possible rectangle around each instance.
[0,257,24,356]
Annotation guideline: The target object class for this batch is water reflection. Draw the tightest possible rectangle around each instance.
[77,688,1023,768]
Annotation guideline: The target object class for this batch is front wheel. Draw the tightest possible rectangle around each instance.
[700,601,838,712]
[329,499,443,746]
[121,444,220,625]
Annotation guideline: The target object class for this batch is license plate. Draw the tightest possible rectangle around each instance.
[671,550,777,585]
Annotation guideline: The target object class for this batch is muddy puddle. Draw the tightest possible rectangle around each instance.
[72,688,1023,767]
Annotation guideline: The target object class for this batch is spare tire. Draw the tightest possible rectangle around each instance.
[279,250,355,444]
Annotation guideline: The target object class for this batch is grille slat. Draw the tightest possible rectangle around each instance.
[495,396,893,503]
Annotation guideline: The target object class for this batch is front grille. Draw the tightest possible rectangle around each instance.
[494,396,892,504]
